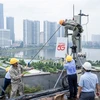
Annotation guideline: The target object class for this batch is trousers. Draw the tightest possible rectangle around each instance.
[65,25,80,46]
[68,74,77,98]
[10,82,24,99]
[79,92,95,100]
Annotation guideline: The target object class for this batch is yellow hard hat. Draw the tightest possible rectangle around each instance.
[66,55,72,62]
[59,20,64,25]
[10,58,19,64]
[5,67,10,72]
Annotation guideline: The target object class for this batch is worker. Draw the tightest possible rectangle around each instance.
[0,67,11,98]
[64,55,77,100]
[77,62,100,100]
[59,19,83,47]
[9,58,33,99]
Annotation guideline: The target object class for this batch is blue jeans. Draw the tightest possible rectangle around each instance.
[1,78,11,95]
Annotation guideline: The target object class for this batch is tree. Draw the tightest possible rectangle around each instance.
[19,59,26,66]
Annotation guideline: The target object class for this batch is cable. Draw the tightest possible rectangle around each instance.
[28,26,61,65]
[85,23,89,59]
[86,24,88,42]
[82,16,89,26]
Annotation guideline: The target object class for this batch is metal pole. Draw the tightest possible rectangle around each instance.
[67,35,69,54]
[72,4,75,59]
[53,68,65,88]
[73,4,75,19]
[79,10,82,52]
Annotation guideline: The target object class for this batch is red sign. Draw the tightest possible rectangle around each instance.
[57,43,65,51]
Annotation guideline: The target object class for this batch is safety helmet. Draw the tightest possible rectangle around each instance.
[5,67,10,72]
[66,55,72,62]
[59,20,64,25]
[10,58,19,64]
[82,62,92,70]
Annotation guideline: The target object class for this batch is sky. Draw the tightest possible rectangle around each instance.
[0,0,100,41]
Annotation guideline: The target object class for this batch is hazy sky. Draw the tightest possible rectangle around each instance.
[0,0,100,41]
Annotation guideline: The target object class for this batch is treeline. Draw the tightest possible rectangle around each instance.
[0,57,100,73]
[87,60,100,67]
[31,61,63,73]
[0,57,63,73]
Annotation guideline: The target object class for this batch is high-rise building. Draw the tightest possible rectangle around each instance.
[0,29,12,48]
[0,3,4,29]
[23,20,40,47]
[32,21,40,46]
[43,21,64,46]
[92,34,100,42]
[40,32,44,44]
[23,20,33,46]
[6,17,15,43]
[44,21,58,46]
[57,24,65,37]
[82,35,86,42]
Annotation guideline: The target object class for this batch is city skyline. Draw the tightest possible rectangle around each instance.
[0,2,65,47]
[0,3,4,29]
[0,0,100,41]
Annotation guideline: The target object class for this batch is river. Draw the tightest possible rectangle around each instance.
[13,48,100,61]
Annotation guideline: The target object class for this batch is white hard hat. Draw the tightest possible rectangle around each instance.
[82,62,92,70]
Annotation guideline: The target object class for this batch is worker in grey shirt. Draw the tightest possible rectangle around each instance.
[9,58,33,99]
[77,62,100,100]
[59,19,83,47]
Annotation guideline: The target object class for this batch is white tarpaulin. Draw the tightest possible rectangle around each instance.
[55,37,67,58]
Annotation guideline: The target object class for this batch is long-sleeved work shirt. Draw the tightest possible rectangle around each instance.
[64,60,77,75]
[9,64,31,84]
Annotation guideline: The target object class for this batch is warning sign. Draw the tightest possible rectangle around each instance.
[55,37,67,58]
[57,43,65,51]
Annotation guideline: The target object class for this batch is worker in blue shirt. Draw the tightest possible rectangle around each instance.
[64,55,77,100]
[77,62,100,100]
